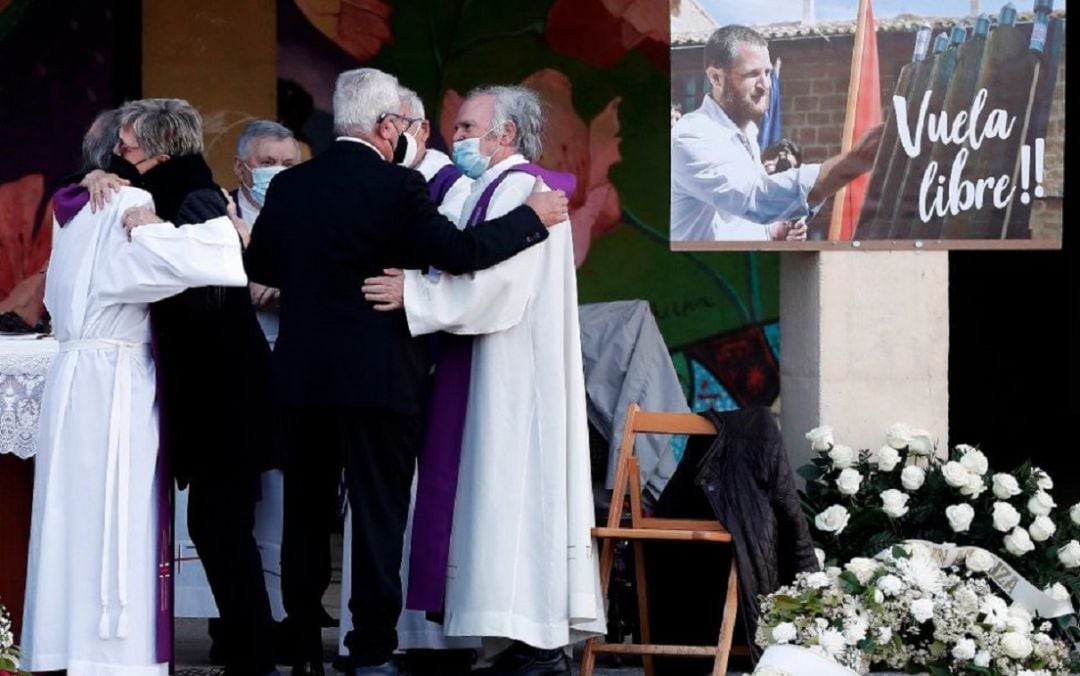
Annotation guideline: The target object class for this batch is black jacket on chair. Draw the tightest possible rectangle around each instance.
[244,139,548,414]
[646,407,819,673]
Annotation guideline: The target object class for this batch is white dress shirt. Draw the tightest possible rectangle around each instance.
[670,94,821,242]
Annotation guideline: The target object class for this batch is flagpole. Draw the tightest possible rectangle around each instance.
[827,0,871,240]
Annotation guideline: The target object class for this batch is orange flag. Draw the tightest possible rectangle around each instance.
[828,0,882,240]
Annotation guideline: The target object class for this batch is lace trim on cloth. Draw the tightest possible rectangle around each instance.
[0,338,58,458]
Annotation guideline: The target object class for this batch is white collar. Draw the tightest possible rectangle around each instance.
[237,189,261,223]
[701,94,759,143]
[472,153,527,192]
[415,148,453,182]
[337,135,385,159]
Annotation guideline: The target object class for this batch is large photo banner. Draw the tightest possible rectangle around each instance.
[670,0,1065,250]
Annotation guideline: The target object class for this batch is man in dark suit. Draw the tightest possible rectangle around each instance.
[244,67,567,676]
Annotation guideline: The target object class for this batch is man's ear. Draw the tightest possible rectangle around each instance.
[417,120,431,146]
[498,120,517,148]
[706,66,724,91]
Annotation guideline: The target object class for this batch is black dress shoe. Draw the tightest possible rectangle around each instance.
[291,659,325,676]
[471,642,569,676]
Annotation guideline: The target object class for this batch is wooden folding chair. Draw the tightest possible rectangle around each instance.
[580,404,743,676]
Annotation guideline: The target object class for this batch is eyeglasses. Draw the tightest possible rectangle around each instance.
[378,112,423,129]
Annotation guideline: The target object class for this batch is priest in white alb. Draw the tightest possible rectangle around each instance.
[362,85,604,676]
[21,108,249,676]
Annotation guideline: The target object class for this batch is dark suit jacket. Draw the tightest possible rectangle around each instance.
[245,139,548,414]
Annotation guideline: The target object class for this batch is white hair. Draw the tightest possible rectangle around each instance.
[119,98,204,157]
[236,120,297,160]
[399,87,425,120]
[333,68,401,136]
[466,85,544,162]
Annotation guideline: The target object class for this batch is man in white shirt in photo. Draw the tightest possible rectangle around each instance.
[670,25,882,242]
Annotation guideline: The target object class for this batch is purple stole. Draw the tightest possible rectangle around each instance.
[428,163,465,206]
[406,162,576,612]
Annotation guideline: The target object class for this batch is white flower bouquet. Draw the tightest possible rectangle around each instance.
[0,603,28,676]
[800,424,1080,618]
[755,543,1073,675]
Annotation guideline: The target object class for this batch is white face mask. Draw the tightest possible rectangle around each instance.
[392,130,419,168]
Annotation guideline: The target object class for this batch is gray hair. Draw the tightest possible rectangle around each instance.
[82,109,123,171]
[334,68,400,136]
[119,98,204,157]
[704,25,768,70]
[236,120,297,160]
[466,85,544,162]
[399,87,425,120]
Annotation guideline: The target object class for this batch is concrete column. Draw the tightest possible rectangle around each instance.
[780,252,949,470]
[143,0,277,183]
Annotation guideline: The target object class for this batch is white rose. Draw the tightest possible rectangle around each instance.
[828,444,855,469]
[1033,467,1054,490]
[836,468,863,495]
[881,489,910,518]
[993,473,1023,499]
[907,429,935,455]
[885,423,912,449]
[1045,582,1070,602]
[954,588,980,615]
[965,548,995,573]
[946,504,975,532]
[958,446,988,475]
[1007,606,1034,634]
[1005,527,1035,557]
[873,588,885,604]
[875,446,902,472]
[952,637,977,661]
[909,598,935,623]
[1028,515,1056,542]
[1058,540,1080,568]
[901,466,926,490]
[973,650,991,667]
[806,425,834,452]
[818,628,846,656]
[1071,502,1080,526]
[942,461,971,488]
[1001,632,1034,659]
[825,566,842,580]
[844,557,880,585]
[877,574,903,596]
[877,627,892,643]
[993,502,1022,531]
[771,622,797,644]
[804,572,830,589]
[815,505,851,534]
[1033,633,1056,659]
[1028,490,1055,516]
[814,547,826,569]
[960,472,987,499]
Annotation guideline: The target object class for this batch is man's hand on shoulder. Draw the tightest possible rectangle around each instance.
[362,268,404,311]
[82,170,129,213]
[121,205,163,240]
[524,177,569,228]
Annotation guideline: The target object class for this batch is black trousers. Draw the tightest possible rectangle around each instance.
[186,472,276,676]
[281,406,419,667]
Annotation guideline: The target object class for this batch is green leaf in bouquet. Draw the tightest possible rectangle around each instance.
[892,544,912,559]
[838,570,863,593]
[771,594,802,613]
[927,665,951,676]
[798,463,824,483]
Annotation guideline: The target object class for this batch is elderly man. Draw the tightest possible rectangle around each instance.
[670,25,882,242]
[363,85,605,676]
[244,68,568,676]
[21,108,251,676]
[231,119,302,343]
[399,87,473,220]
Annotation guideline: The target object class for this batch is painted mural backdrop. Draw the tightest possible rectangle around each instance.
[276,0,782,421]
[0,0,137,329]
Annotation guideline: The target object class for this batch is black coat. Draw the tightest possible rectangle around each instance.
[244,139,548,414]
[645,407,819,672]
[140,154,276,486]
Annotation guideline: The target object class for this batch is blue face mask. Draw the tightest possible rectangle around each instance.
[247,165,287,206]
[451,135,493,179]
